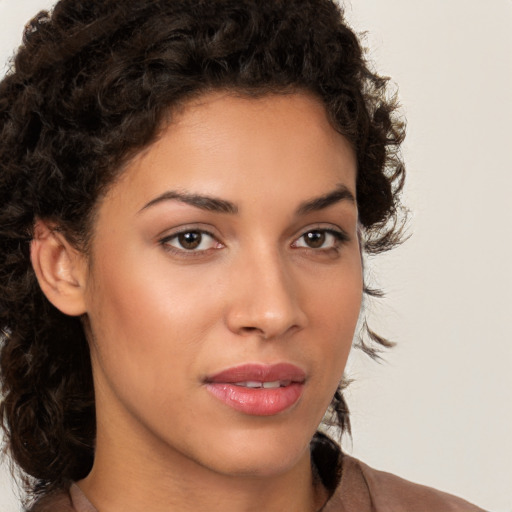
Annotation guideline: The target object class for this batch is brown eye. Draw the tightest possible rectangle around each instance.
[178,231,202,250]
[161,230,220,253]
[303,230,326,248]
[292,228,347,251]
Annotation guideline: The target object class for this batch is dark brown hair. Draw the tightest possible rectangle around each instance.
[0,0,405,501]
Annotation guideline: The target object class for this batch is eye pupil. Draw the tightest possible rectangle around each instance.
[178,231,202,249]
[304,230,325,248]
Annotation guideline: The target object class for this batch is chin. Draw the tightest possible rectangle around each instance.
[200,425,313,478]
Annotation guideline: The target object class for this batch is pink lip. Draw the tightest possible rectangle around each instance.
[204,363,306,416]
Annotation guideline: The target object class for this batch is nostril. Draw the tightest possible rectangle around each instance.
[240,326,266,337]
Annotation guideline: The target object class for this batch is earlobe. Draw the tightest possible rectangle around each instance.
[30,220,88,316]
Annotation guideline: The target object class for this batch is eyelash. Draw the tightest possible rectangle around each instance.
[291,228,349,251]
[159,227,349,256]
[159,229,221,256]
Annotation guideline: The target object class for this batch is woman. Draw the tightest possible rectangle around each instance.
[0,1,486,511]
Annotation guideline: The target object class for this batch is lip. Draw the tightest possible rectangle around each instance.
[204,363,306,416]
[206,363,306,384]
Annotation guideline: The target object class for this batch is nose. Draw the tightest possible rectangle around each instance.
[225,250,307,340]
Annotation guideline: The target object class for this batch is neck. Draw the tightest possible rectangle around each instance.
[78,391,327,512]
[79,436,324,512]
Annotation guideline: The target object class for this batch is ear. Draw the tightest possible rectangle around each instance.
[30,220,88,316]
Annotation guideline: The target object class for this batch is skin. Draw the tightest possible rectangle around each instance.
[35,92,363,511]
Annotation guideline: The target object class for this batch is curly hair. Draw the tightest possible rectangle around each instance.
[0,0,405,501]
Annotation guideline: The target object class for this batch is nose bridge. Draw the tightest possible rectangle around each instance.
[226,244,306,339]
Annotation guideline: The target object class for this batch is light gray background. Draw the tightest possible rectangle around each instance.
[0,1,511,511]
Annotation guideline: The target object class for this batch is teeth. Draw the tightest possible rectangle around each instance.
[245,381,262,388]
[233,381,262,388]
[233,380,290,389]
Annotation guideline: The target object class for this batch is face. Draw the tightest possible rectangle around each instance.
[82,92,362,478]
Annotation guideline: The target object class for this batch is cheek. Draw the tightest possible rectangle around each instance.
[87,238,218,338]
[309,262,363,371]
[83,246,220,397]
[309,253,363,330]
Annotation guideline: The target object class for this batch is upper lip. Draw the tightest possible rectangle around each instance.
[205,363,306,384]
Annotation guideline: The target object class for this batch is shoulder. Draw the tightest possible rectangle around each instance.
[26,484,96,512]
[324,454,487,512]
[26,490,74,512]
[27,484,98,512]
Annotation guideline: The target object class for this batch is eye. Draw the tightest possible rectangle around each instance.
[292,229,347,250]
[161,230,221,252]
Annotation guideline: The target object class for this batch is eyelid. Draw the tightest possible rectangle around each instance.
[295,223,350,240]
[158,225,224,255]
[156,223,350,257]
[157,222,220,241]
[291,225,350,249]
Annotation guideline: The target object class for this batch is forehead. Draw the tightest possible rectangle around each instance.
[101,91,357,215]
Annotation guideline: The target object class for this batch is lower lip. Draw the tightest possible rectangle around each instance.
[205,383,304,416]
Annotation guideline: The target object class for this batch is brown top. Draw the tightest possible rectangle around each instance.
[28,434,487,512]
[322,456,487,511]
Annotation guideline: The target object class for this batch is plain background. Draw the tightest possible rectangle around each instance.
[0,1,510,511]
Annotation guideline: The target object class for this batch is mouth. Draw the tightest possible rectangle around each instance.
[231,380,292,388]
[204,363,306,416]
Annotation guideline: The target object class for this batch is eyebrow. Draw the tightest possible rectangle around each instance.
[296,184,356,215]
[140,191,238,214]
[139,183,355,216]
